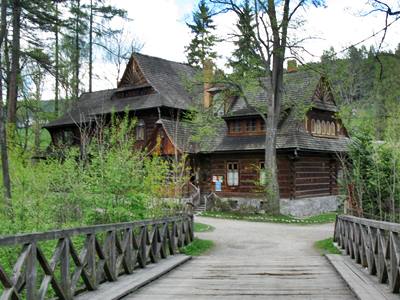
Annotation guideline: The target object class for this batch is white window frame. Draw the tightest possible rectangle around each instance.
[227,162,239,186]
[136,119,145,141]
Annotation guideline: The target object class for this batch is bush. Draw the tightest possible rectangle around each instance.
[341,129,400,222]
[0,118,184,235]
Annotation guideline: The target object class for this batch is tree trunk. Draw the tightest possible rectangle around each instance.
[0,0,12,202]
[263,0,290,215]
[7,0,21,125]
[55,2,59,115]
[264,92,280,214]
[74,0,80,100]
[33,73,42,156]
[0,93,11,202]
[89,0,93,92]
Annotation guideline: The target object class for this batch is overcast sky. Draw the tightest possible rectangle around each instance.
[92,0,400,91]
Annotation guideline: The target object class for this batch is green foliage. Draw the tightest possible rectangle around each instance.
[229,0,264,79]
[0,118,180,235]
[318,46,400,140]
[341,128,400,222]
[180,238,214,256]
[200,211,337,224]
[185,0,218,67]
[194,222,215,232]
[314,238,341,255]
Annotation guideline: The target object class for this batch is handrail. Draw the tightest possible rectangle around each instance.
[0,214,194,299]
[334,215,400,294]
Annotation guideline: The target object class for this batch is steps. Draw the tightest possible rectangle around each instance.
[194,204,206,214]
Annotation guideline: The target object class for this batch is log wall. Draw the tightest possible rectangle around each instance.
[198,151,338,200]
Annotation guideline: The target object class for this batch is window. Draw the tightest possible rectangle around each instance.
[227,162,239,186]
[260,120,266,131]
[316,120,321,134]
[136,119,145,141]
[259,162,267,186]
[330,122,336,136]
[311,119,337,137]
[230,120,241,133]
[246,119,256,131]
[58,129,75,146]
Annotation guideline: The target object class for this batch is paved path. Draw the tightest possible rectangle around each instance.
[124,216,355,299]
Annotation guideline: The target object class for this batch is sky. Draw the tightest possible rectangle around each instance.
[91,0,400,91]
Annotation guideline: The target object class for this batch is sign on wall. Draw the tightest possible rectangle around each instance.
[213,175,224,192]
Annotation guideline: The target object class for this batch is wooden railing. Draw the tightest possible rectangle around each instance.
[334,215,400,293]
[181,182,200,208]
[0,214,193,299]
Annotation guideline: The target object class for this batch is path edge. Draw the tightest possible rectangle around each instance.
[76,254,192,300]
[325,254,397,300]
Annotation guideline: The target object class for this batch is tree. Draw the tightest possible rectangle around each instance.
[0,0,11,202]
[185,0,218,67]
[211,0,325,214]
[7,0,21,126]
[228,0,264,79]
[54,0,60,116]
[102,27,143,84]
[85,0,127,92]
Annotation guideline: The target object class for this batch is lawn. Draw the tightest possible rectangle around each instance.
[194,222,215,232]
[180,238,214,256]
[314,238,341,255]
[200,211,337,225]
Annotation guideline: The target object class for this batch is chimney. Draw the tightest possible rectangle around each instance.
[287,59,298,73]
[203,59,213,109]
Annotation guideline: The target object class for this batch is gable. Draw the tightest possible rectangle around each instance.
[312,77,336,106]
[118,56,148,87]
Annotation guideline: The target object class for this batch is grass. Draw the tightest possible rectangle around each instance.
[180,238,214,256]
[314,238,341,255]
[194,222,215,232]
[200,211,337,225]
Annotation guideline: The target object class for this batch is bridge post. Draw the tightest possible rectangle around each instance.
[26,243,37,300]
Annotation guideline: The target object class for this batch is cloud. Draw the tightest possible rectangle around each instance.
[91,0,400,93]
[120,0,194,63]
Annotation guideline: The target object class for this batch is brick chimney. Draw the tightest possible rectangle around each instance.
[287,59,298,73]
[203,59,213,109]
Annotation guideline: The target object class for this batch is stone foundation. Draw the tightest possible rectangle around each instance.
[280,196,338,217]
[208,195,339,217]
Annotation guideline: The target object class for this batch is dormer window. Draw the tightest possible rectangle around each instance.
[230,120,241,133]
[246,119,256,131]
[309,118,337,137]
[329,122,336,135]
[136,119,145,141]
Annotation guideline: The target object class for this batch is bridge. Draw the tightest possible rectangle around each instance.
[0,214,399,299]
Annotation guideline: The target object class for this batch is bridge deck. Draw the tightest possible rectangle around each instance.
[124,216,355,299]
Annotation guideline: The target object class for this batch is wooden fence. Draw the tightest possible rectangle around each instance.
[0,214,193,299]
[334,215,400,293]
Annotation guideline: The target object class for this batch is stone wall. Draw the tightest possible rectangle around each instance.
[208,195,339,217]
[280,196,339,217]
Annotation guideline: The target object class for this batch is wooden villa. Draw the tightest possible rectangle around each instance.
[44,53,350,216]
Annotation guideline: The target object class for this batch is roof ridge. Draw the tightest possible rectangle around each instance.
[80,87,116,97]
[132,52,195,69]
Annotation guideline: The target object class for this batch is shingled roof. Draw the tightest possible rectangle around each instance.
[158,114,349,154]
[157,70,349,154]
[226,70,337,118]
[45,53,200,129]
